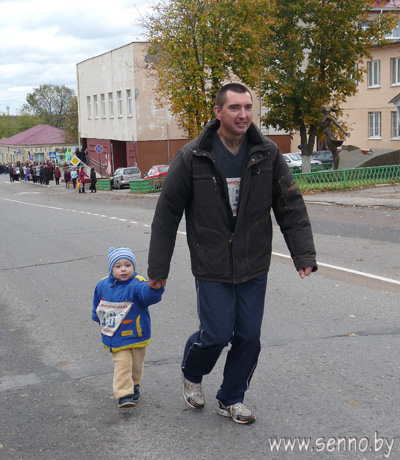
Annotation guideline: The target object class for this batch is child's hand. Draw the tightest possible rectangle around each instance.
[148,278,166,290]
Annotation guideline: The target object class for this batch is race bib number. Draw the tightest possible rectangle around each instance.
[96,300,133,337]
[226,177,241,216]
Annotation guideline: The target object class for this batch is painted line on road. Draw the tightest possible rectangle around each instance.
[272,251,400,286]
[2,196,399,286]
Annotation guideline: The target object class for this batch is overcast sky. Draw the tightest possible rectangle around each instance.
[0,0,152,115]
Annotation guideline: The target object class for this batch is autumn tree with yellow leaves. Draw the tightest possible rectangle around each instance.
[143,0,273,139]
[144,0,398,167]
[258,0,398,170]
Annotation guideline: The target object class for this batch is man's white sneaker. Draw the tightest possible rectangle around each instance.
[182,372,205,409]
[217,401,256,424]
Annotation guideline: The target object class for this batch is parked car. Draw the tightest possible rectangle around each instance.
[283,153,322,167]
[312,150,333,163]
[283,153,302,167]
[112,166,141,189]
[144,165,169,179]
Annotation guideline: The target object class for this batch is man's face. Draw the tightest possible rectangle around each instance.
[213,90,253,137]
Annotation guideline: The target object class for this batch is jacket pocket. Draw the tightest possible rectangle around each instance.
[192,228,230,277]
[250,168,272,204]
[193,177,220,208]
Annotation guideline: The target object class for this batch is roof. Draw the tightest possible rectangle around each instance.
[372,0,400,10]
[0,125,75,146]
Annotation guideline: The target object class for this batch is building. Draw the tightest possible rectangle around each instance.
[0,125,78,164]
[76,42,292,178]
[336,1,400,166]
[77,42,188,178]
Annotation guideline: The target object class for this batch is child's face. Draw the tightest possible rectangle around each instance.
[112,258,134,281]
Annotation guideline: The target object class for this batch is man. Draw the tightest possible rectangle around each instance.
[148,83,317,424]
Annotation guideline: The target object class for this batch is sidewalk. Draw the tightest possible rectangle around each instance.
[303,183,400,209]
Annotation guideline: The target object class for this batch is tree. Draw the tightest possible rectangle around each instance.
[0,113,44,138]
[257,0,398,171]
[143,0,273,138]
[63,96,79,143]
[23,84,76,131]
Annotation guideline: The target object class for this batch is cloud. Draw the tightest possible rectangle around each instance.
[0,0,152,114]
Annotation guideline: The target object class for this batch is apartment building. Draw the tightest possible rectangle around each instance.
[341,41,400,156]
[338,1,400,167]
[76,42,292,177]
[77,42,189,177]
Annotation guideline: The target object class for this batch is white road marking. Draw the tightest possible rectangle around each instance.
[1,196,399,286]
[272,251,400,286]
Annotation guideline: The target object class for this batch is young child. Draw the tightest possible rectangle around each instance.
[92,247,164,408]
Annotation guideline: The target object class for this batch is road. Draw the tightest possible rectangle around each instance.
[0,175,399,460]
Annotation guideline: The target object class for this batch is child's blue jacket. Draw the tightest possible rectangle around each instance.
[92,273,164,353]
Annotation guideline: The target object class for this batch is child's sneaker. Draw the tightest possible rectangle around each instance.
[132,384,140,401]
[217,401,255,424]
[118,395,135,408]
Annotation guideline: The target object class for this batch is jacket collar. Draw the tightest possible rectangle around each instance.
[197,119,270,153]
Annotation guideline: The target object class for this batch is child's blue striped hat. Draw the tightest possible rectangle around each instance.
[108,247,136,275]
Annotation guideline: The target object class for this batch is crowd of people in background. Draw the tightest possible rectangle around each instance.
[0,161,96,193]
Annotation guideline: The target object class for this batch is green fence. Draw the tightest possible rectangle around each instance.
[130,177,165,193]
[97,179,111,190]
[126,165,399,194]
[294,165,400,192]
[290,162,333,174]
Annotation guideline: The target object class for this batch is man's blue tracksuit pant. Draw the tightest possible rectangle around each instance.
[181,274,268,406]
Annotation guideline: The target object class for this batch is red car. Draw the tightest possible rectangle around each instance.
[144,165,169,179]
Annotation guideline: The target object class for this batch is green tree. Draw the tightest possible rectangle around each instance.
[257,0,398,171]
[63,96,79,142]
[143,0,273,139]
[0,114,17,138]
[0,113,44,138]
[23,84,76,130]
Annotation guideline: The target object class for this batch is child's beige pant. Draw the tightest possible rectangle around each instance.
[112,347,147,399]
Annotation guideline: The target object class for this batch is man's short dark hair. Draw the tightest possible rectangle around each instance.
[215,83,252,108]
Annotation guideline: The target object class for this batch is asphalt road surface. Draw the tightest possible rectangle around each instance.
[1,175,399,460]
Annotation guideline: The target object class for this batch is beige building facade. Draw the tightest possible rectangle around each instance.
[77,42,188,177]
[76,42,292,177]
[341,41,400,156]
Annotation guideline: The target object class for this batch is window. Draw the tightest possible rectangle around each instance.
[392,111,400,138]
[87,96,91,119]
[117,91,123,117]
[367,60,380,88]
[93,95,98,118]
[392,58,400,85]
[369,112,381,138]
[100,94,106,118]
[108,92,114,118]
[126,89,133,117]
[386,22,400,40]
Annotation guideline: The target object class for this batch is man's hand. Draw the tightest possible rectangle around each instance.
[298,267,313,279]
[148,278,167,289]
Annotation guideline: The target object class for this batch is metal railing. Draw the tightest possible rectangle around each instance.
[293,165,400,192]
[97,179,112,190]
[113,165,399,194]
[130,177,165,193]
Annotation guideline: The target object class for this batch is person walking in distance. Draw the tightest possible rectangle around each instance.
[147,83,317,424]
[90,167,97,193]
[78,166,89,193]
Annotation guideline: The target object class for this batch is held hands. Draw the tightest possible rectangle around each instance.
[148,278,167,290]
[298,267,313,279]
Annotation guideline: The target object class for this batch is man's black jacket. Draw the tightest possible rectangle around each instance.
[148,119,317,284]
